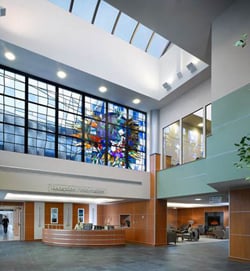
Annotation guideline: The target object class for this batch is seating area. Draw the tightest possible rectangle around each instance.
[206,226,229,239]
[167,224,229,245]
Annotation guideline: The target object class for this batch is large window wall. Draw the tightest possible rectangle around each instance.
[163,105,211,169]
[0,66,146,171]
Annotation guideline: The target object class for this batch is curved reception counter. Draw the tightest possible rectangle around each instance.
[42,228,126,247]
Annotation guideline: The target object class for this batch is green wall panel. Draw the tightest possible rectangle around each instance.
[158,84,250,199]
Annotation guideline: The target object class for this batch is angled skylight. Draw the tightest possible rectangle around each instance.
[48,0,170,58]
[94,1,119,33]
[131,24,153,52]
[71,0,98,23]
[49,0,71,11]
[113,13,137,42]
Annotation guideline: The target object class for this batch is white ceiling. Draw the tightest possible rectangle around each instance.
[0,0,235,112]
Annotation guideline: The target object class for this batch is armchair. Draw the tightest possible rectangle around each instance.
[167,231,177,244]
[183,228,199,241]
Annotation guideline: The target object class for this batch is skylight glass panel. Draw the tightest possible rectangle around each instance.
[94,1,119,33]
[72,0,98,23]
[49,0,71,11]
[147,33,169,58]
[113,13,138,43]
[132,24,153,52]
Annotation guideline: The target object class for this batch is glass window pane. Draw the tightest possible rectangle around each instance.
[28,130,55,157]
[58,135,82,161]
[108,103,127,125]
[182,109,204,164]
[132,24,153,51]
[206,104,212,137]
[85,96,106,121]
[49,0,71,11]
[163,121,180,168]
[94,1,119,33]
[59,88,82,114]
[85,118,105,143]
[114,13,137,42]
[147,33,169,58]
[72,0,98,23]
[129,151,145,171]
[84,141,105,165]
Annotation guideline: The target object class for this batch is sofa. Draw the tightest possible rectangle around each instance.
[206,226,229,239]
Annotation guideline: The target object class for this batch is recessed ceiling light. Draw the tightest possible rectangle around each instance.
[132,98,141,104]
[57,70,67,79]
[195,198,202,201]
[99,86,107,93]
[4,51,16,61]
[197,123,203,127]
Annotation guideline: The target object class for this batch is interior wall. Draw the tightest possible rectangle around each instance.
[24,202,34,240]
[212,0,250,101]
[230,188,250,262]
[174,206,229,228]
[44,202,64,226]
[101,200,154,245]
[167,208,178,229]
[72,203,89,227]
[0,151,150,200]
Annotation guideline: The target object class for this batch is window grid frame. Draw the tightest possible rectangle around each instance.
[0,64,147,171]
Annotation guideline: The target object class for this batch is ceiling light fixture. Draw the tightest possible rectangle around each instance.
[99,86,107,93]
[4,51,16,61]
[57,70,67,79]
[177,72,183,79]
[162,82,171,91]
[186,62,197,73]
[5,192,122,204]
[0,6,6,17]
[132,98,141,104]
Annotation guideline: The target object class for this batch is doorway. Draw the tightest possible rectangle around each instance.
[0,206,23,241]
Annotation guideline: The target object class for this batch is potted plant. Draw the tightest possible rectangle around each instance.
[234,135,250,180]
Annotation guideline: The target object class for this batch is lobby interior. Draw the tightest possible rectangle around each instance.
[0,0,250,266]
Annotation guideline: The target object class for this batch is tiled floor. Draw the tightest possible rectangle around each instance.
[0,238,249,271]
[0,224,20,241]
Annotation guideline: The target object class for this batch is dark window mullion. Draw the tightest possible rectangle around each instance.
[130,22,140,44]
[146,32,155,52]
[69,0,74,12]
[125,108,129,169]
[24,75,29,154]
[55,86,59,158]
[161,41,171,57]
[82,95,85,162]
[111,11,121,35]
[91,0,101,24]
[105,102,109,166]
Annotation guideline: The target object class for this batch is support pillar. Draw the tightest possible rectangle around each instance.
[150,153,167,246]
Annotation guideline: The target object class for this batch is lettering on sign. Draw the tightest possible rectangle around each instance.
[48,184,105,194]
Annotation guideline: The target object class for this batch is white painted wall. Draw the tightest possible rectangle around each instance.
[159,0,250,168]
[159,79,211,167]
[63,203,72,230]
[89,204,97,225]
[34,202,44,239]
[0,151,150,199]
[211,0,250,101]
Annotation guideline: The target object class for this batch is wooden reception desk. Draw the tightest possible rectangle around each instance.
[42,228,125,247]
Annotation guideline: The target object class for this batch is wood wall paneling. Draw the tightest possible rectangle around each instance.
[24,202,34,241]
[230,188,250,262]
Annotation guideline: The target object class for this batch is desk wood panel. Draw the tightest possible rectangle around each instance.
[42,229,125,247]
